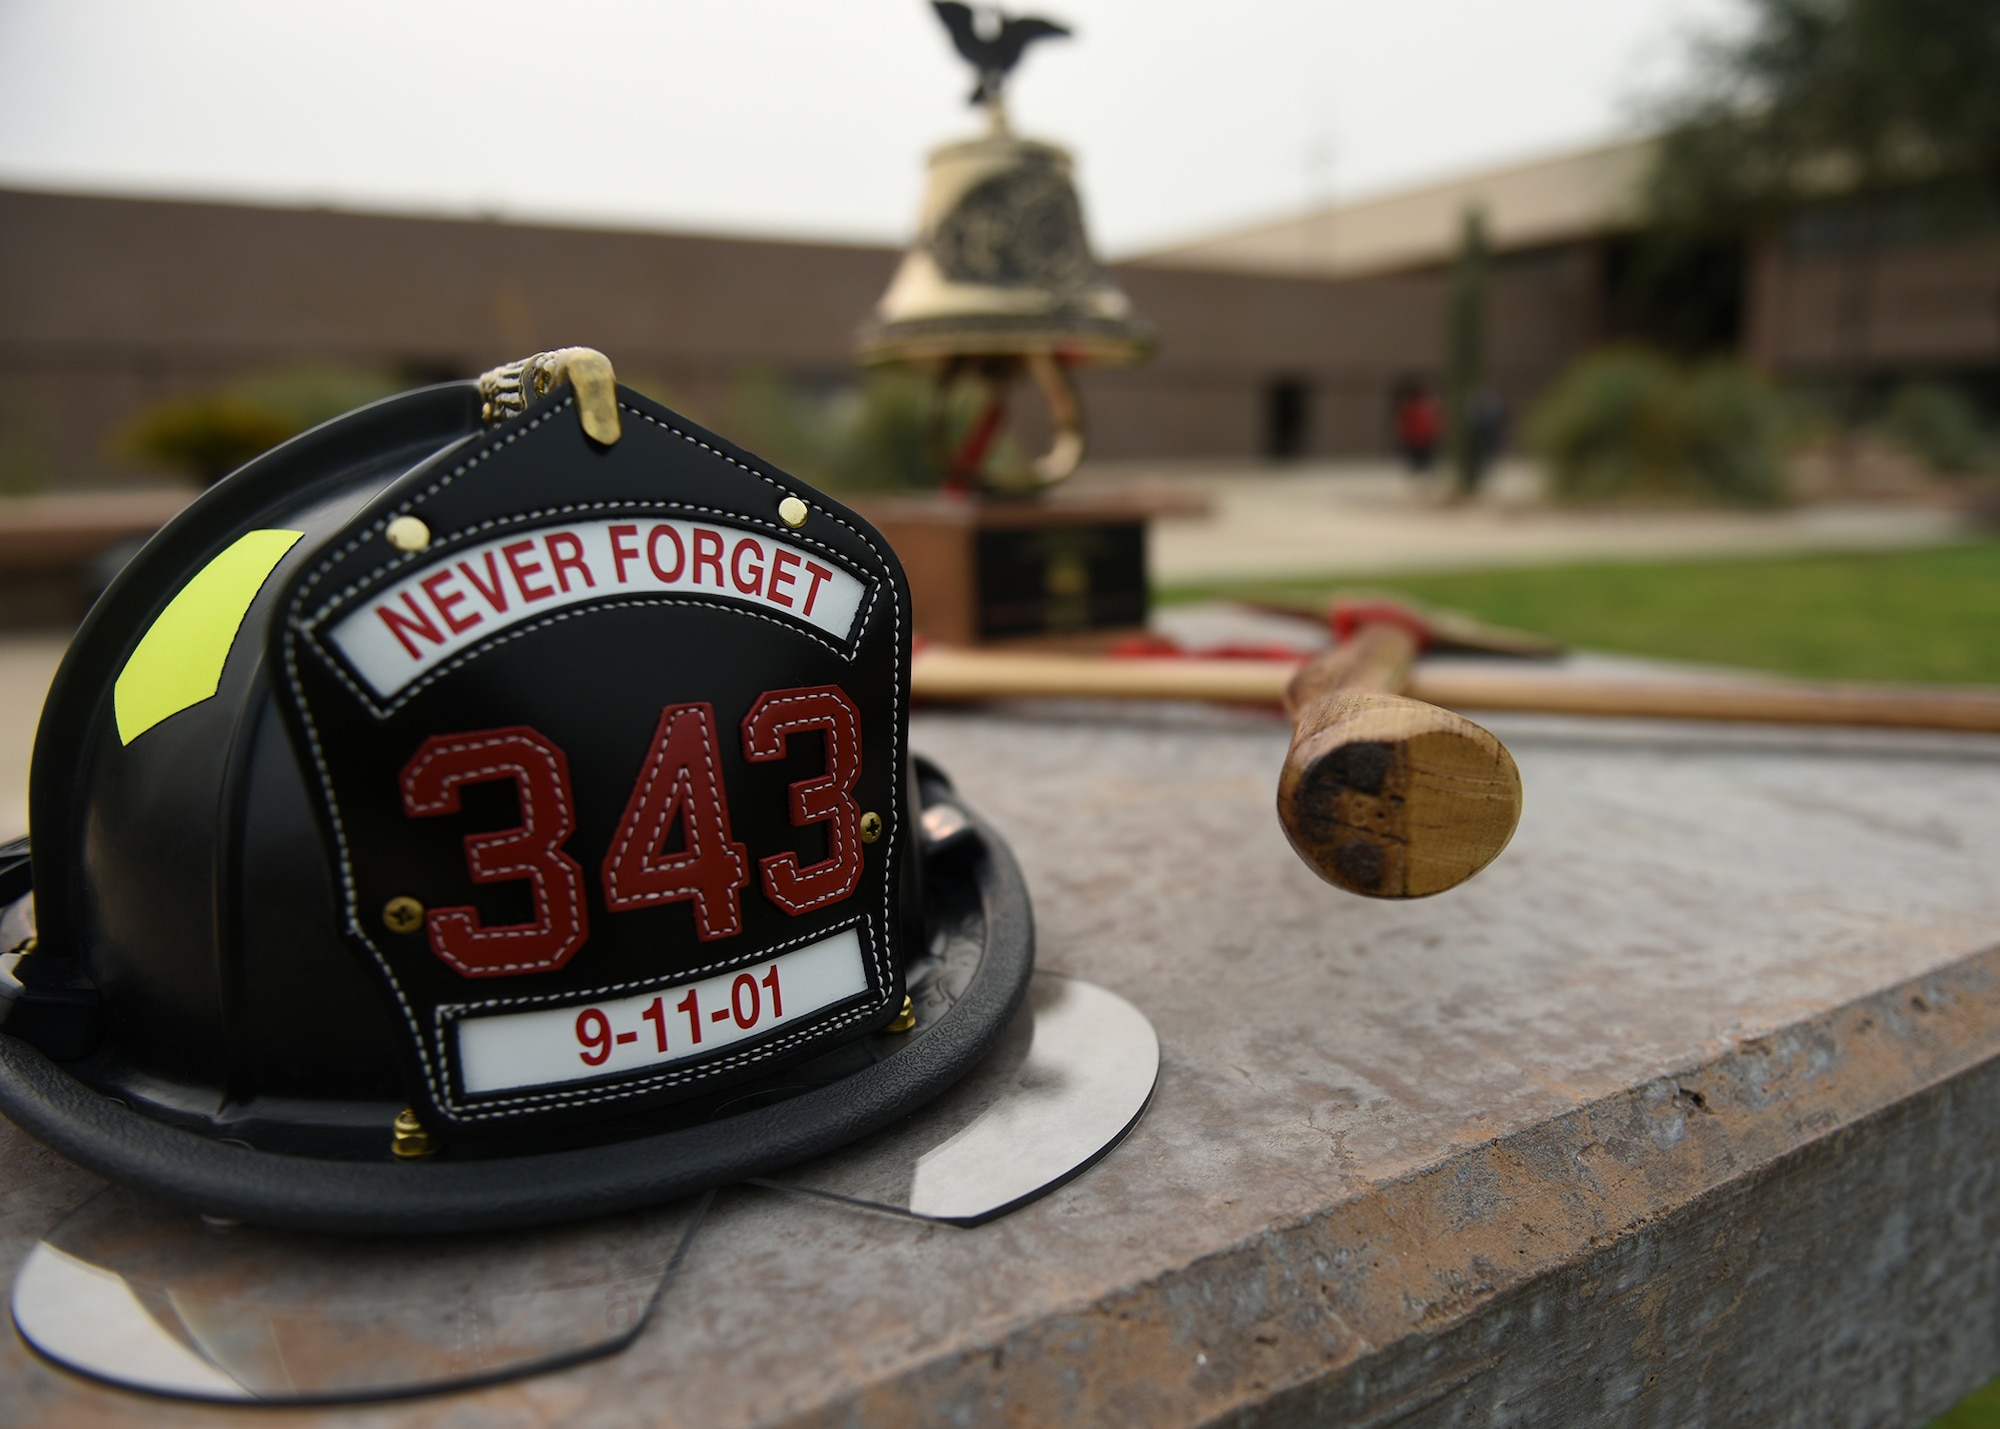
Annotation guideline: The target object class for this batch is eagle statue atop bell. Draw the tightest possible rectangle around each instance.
[858,2,1155,494]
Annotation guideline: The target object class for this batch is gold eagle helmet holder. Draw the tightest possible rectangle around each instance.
[478,346,623,445]
[857,9,1153,494]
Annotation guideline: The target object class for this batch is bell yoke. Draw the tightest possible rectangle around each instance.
[0,348,1034,1234]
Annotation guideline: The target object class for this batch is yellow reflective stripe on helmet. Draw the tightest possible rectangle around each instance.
[113,529,304,745]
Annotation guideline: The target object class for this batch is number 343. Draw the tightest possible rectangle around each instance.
[395,684,866,978]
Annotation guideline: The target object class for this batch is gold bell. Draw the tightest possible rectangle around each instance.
[857,10,1153,492]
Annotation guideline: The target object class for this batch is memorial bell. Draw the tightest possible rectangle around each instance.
[858,3,1153,492]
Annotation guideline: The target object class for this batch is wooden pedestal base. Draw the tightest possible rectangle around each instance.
[859,492,1191,648]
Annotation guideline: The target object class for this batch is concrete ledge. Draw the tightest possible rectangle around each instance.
[0,490,192,628]
[0,491,192,570]
[819,947,2000,1427]
[6,707,2000,1425]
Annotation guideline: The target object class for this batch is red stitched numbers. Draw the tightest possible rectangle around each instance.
[397,688,870,978]
[601,704,750,941]
[399,728,591,977]
[742,687,863,914]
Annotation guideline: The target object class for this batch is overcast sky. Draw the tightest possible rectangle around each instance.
[0,0,1737,256]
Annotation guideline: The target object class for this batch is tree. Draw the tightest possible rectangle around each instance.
[1645,0,2000,232]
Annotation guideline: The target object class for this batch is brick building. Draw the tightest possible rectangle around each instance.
[1143,139,2000,410]
[3,136,1995,492]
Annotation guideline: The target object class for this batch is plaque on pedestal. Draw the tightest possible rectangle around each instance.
[862,492,1196,648]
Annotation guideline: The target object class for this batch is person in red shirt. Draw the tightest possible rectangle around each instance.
[1391,376,1442,474]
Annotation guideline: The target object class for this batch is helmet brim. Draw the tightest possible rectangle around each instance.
[0,779,1031,1235]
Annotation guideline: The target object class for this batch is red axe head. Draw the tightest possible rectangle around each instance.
[1330,599,1436,654]
[1328,595,1564,660]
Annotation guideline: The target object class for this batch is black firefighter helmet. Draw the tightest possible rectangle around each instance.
[0,350,1032,1234]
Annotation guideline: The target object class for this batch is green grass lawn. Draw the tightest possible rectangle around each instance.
[1161,539,2000,684]
[1934,1378,2000,1428]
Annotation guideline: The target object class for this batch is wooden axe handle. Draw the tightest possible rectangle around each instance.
[908,649,2000,733]
[908,644,2000,894]
[1276,625,1523,898]
[1404,668,2000,732]
[909,646,1290,703]
[907,638,1522,897]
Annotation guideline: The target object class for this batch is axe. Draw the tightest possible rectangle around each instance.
[916,602,1527,900]
[1273,616,1522,899]
[910,598,2000,898]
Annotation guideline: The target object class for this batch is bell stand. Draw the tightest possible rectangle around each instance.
[857,347,1202,651]
[932,350,1083,496]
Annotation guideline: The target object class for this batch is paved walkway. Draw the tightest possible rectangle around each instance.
[1076,459,1977,586]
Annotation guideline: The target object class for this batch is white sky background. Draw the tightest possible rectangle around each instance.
[0,0,1739,257]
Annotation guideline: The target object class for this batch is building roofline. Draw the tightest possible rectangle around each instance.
[0,177,905,258]
[1128,134,1657,279]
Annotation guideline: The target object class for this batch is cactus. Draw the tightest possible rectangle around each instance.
[1445,206,1488,497]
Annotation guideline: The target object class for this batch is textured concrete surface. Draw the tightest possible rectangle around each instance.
[6,705,2000,1425]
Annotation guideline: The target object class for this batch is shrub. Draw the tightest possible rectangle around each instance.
[0,395,52,495]
[229,366,403,432]
[1528,349,1787,506]
[1681,361,1789,504]
[1527,349,1679,501]
[719,369,970,493]
[1881,382,1994,475]
[118,399,299,487]
[827,372,954,491]
[722,369,826,483]
[119,366,402,486]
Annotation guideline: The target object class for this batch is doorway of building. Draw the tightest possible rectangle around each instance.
[1264,379,1310,459]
